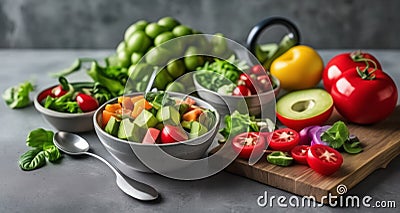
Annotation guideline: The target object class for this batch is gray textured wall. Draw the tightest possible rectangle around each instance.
[1,0,399,49]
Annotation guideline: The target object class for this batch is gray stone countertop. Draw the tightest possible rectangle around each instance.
[0,49,399,213]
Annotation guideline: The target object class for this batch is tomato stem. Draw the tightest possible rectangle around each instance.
[351,50,377,80]
[350,50,378,70]
[356,67,376,80]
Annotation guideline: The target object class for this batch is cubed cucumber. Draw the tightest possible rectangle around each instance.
[132,110,158,142]
[117,118,135,140]
[156,106,180,125]
[189,121,208,139]
[105,116,120,136]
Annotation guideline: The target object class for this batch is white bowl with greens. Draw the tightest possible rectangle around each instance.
[193,57,280,116]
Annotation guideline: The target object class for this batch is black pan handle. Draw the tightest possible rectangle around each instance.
[246,17,301,54]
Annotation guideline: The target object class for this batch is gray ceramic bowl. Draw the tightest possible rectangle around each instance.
[34,84,96,133]
[193,74,280,117]
[93,92,220,174]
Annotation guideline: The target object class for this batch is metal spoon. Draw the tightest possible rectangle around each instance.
[53,131,158,201]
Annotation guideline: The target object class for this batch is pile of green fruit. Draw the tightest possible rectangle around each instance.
[106,16,234,92]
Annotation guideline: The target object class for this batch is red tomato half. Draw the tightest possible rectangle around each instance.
[331,67,398,124]
[307,144,343,176]
[232,85,252,96]
[52,85,68,97]
[231,132,266,159]
[250,65,266,76]
[268,128,299,152]
[323,51,381,92]
[76,93,99,112]
[160,125,189,144]
[238,73,257,94]
[291,145,310,165]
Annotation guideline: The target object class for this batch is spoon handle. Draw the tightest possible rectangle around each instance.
[84,152,158,201]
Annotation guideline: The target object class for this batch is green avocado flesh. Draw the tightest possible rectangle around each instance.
[276,89,333,120]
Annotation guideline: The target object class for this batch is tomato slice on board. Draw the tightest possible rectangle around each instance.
[291,145,310,165]
[268,128,299,152]
[307,144,343,176]
[231,132,266,160]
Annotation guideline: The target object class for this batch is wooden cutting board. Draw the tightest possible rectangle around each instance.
[210,106,400,203]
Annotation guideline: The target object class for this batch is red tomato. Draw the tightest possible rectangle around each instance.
[250,65,266,76]
[331,67,398,124]
[52,85,68,97]
[238,73,257,94]
[38,88,55,102]
[291,145,310,165]
[256,75,272,92]
[231,132,266,159]
[323,51,382,92]
[142,128,160,144]
[160,125,188,144]
[76,93,99,112]
[268,128,299,151]
[307,144,343,176]
[232,85,252,96]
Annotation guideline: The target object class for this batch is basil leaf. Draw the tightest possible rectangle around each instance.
[321,121,349,149]
[43,144,62,162]
[2,81,34,109]
[19,148,46,171]
[343,141,363,154]
[26,128,54,148]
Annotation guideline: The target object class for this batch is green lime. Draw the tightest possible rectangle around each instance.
[158,17,180,31]
[154,32,175,46]
[124,20,148,41]
[128,63,152,80]
[184,46,204,71]
[211,33,228,56]
[145,47,171,66]
[145,23,168,39]
[154,68,174,90]
[172,25,193,37]
[117,50,131,68]
[166,59,185,79]
[130,52,144,65]
[116,41,127,53]
[166,82,185,93]
[127,31,152,53]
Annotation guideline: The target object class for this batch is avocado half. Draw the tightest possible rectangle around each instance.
[276,89,334,131]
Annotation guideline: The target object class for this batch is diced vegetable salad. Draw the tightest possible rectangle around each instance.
[101,91,216,144]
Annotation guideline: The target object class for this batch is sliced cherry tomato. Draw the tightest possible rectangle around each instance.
[38,88,55,102]
[307,144,343,176]
[238,73,257,94]
[256,75,272,92]
[250,65,266,76]
[76,93,99,112]
[231,132,266,159]
[160,125,188,144]
[290,145,310,165]
[268,128,299,152]
[232,85,251,96]
[52,85,68,97]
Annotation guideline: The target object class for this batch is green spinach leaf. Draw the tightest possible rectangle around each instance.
[19,128,62,171]
[2,81,34,109]
[19,148,46,171]
[26,128,54,148]
[321,121,349,149]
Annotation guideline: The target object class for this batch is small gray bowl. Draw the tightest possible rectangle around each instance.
[34,84,96,133]
[193,74,280,117]
[93,92,220,175]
